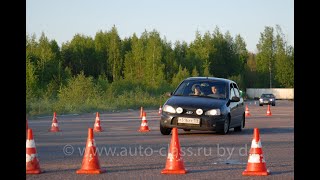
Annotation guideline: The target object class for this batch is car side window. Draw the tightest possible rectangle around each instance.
[229,84,235,99]
[233,83,240,98]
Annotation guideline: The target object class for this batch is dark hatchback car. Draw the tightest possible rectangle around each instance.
[160,77,245,135]
[259,93,276,106]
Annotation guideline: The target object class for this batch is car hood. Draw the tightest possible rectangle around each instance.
[165,96,227,110]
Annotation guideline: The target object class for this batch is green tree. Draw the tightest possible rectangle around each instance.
[123,33,145,82]
[210,27,239,78]
[144,30,165,87]
[94,30,109,79]
[36,32,56,88]
[187,30,208,75]
[107,26,122,81]
[57,72,100,112]
[120,37,132,78]
[171,65,190,87]
[256,26,275,88]
[244,53,259,88]
[274,25,294,87]
[191,66,199,77]
[61,34,97,78]
[162,41,176,82]
[26,57,38,100]
[234,34,249,73]
[171,41,188,81]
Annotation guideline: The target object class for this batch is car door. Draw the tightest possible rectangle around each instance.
[228,83,238,127]
[232,83,244,125]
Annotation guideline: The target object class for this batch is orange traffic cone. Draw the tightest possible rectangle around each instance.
[245,105,251,117]
[138,112,150,132]
[77,128,106,174]
[93,112,103,132]
[26,128,43,174]
[266,105,272,116]
[49,112,60,132]
[161,128,187,174]
[140,107,143,118]
[158,105,162,115]
[242,128,270,176]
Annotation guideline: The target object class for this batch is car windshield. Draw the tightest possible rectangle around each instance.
[261,94,275,98]
[173,80,228,99]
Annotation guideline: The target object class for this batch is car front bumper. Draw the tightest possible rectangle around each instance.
[259,99,275,104]
[160,113,228,131]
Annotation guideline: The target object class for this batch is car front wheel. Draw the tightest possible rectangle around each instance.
[160,123,172,135]
[218,117,230,135]
[234,114,245,132]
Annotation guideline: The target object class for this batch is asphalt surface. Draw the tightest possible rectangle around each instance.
[27,100,294,179]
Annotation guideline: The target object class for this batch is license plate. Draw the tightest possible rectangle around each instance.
[264,101,268,103]
[177,117,200,124]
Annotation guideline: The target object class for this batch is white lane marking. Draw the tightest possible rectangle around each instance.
[28,117,161,123]
[36,114,79,118]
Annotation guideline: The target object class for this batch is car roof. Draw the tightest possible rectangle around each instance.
[184,77,235,84]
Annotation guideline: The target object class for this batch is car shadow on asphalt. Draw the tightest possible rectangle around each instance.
[178,127,293,136]
[231,127,294,135]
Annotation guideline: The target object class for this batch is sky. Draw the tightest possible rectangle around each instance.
[26,0,294,53]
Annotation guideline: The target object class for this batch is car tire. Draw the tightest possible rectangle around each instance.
[218,117,230,135]
[272,103,275,106]
[160,123,172,135]
[234,114,245,132]
[259,104,263,106]
[183,129,191,132]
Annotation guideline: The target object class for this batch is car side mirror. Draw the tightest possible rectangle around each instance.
[165,92,172,97]
[230,96,240,102]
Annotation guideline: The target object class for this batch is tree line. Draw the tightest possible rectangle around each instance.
[26,25,294,116]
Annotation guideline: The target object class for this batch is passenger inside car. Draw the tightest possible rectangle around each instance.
[207,85,226,98]
[207,85,220,98]
[211,86,218,94]
[191,84,204,95]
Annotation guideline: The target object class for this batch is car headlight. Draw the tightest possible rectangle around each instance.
[269,99,273,101]
[196,109,203,115]
[176,107,183,114]
[163,105,176,113]
[259,99,263,102]
[205,109,221,116]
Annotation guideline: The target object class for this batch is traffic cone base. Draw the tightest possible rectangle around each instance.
[138,126,150,132]
[242,169,270,176]
[76,169,106,174]
[94,127,103,132]
[27,169,43,174]
[161,169,187,174]
[77,128,105,174]
[138,129,150,132]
